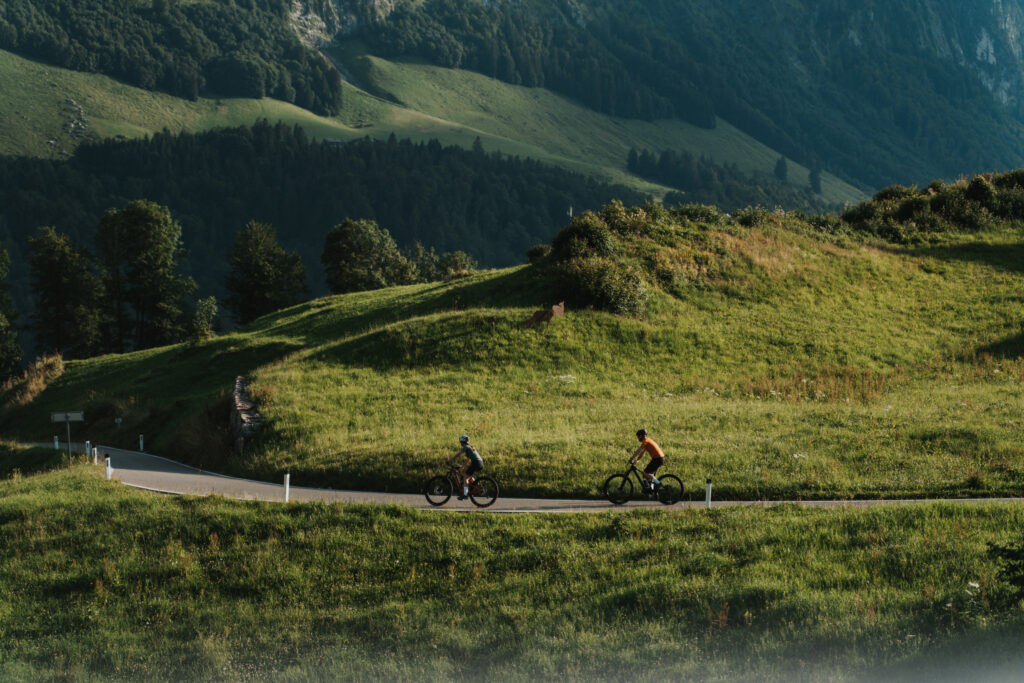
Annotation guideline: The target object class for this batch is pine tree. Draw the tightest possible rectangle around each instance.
[94,200,196,351]
[27,226,105,358]
[224,221,308,324]
[0,248,20,381]
[774,155,788,182]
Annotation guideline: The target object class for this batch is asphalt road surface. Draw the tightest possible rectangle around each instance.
[67,444,1024,513]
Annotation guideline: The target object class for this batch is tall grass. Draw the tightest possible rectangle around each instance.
[0,466,1022,680]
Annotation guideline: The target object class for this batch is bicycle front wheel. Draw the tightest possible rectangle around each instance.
[469,477,499,508]
[603,473,633,505]
[424,475,453,506]
[656,474,683,505]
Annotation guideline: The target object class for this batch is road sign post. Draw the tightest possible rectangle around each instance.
[51,411,84,466]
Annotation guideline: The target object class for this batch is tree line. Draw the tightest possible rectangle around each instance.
[0,0,342,114]
[0,121,645,325]
[24,202,477,363]
[361,0,714,126]
[626,148,830,212]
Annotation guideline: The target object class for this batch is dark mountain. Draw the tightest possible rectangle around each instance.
[302,0,1024,188]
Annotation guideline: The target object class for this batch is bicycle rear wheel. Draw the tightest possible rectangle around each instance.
[469,477,499,508]
[603,473,633,505]
[656,474,683,505]
[424,475,453,506]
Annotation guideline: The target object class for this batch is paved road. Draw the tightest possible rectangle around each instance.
[59,444,1024,513]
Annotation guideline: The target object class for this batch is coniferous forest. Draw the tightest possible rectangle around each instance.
[0,0,342,114]
[351,0,1024,189]
[0,121,645,331]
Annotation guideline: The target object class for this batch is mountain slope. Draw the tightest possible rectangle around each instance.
[4,187,1022,500]
[315,0,1024,188]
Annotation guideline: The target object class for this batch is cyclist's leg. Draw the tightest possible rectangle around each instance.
[644,458,665,487]
[461,460,483,498]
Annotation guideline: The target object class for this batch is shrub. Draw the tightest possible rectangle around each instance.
[841,201,876,225]
[437,251,476,281]
[993,169,1024,190]
[599,200,651,235]
[896,196,931,223]
[672,203,725,225]
[807,214,846,235]
[557,257,647,316]
[526,244,551,263]
[733,207,771,227]
[551,213,616,261]
[873,184,919,202]
[965,175,997,205]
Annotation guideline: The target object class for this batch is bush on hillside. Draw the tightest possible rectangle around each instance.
[930,186,991,232]
[733,206,773,227]
[672,203,726,225]
[599,200,652,235]
[551,213,617,261]
[993,169,1024,190]
[557,257,647,316]
[966,175,998,205]
[526,244,551,263]
[874,185,919,202]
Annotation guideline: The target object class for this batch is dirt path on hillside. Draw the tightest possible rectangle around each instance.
[73,445,1024,513]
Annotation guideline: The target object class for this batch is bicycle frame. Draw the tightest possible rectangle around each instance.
[447,465,481,493]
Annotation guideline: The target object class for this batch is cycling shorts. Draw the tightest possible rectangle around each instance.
[465,459,483,477]
[644,457,665,475]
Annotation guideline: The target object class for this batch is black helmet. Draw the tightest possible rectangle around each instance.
[636,428,647,439]
[459,434,469,444]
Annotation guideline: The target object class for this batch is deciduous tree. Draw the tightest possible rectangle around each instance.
[322,219,417,294]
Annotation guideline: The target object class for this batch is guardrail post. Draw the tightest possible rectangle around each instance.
[284,470,291,503]
[705,478,712,509]
[105,457,112,480]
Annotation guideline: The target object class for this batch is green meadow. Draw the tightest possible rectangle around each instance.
[0,47,863,204]
[0,452,1022,681]
[3,201,1021,501]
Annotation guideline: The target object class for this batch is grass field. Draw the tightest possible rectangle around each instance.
[2,204,1021,501]
[0,47,865,204]
[0,455,1022,680]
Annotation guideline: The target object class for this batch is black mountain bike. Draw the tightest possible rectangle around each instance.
[424,465,499,508]
[603,461,683,505]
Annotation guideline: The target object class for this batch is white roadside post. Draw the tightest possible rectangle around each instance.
[53,435,59,450]
[84,440,91,459]
[139,434,144,452]
[705,478,712,509]
[92,447,98,465]
[284,470,291,503]
[105,457,112,480]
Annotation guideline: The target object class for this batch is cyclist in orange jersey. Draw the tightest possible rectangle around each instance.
[629,428,665,495]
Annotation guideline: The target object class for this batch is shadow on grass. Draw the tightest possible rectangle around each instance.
[906,240,1024,275]
[246,266,558,347]
[978,332,1024,359]
[0,336,303,444]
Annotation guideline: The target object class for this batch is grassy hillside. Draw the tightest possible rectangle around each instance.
[337,48,863,205]
[1,459,1023,680]
[3,182,1021,501]
[0,47,865,205]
